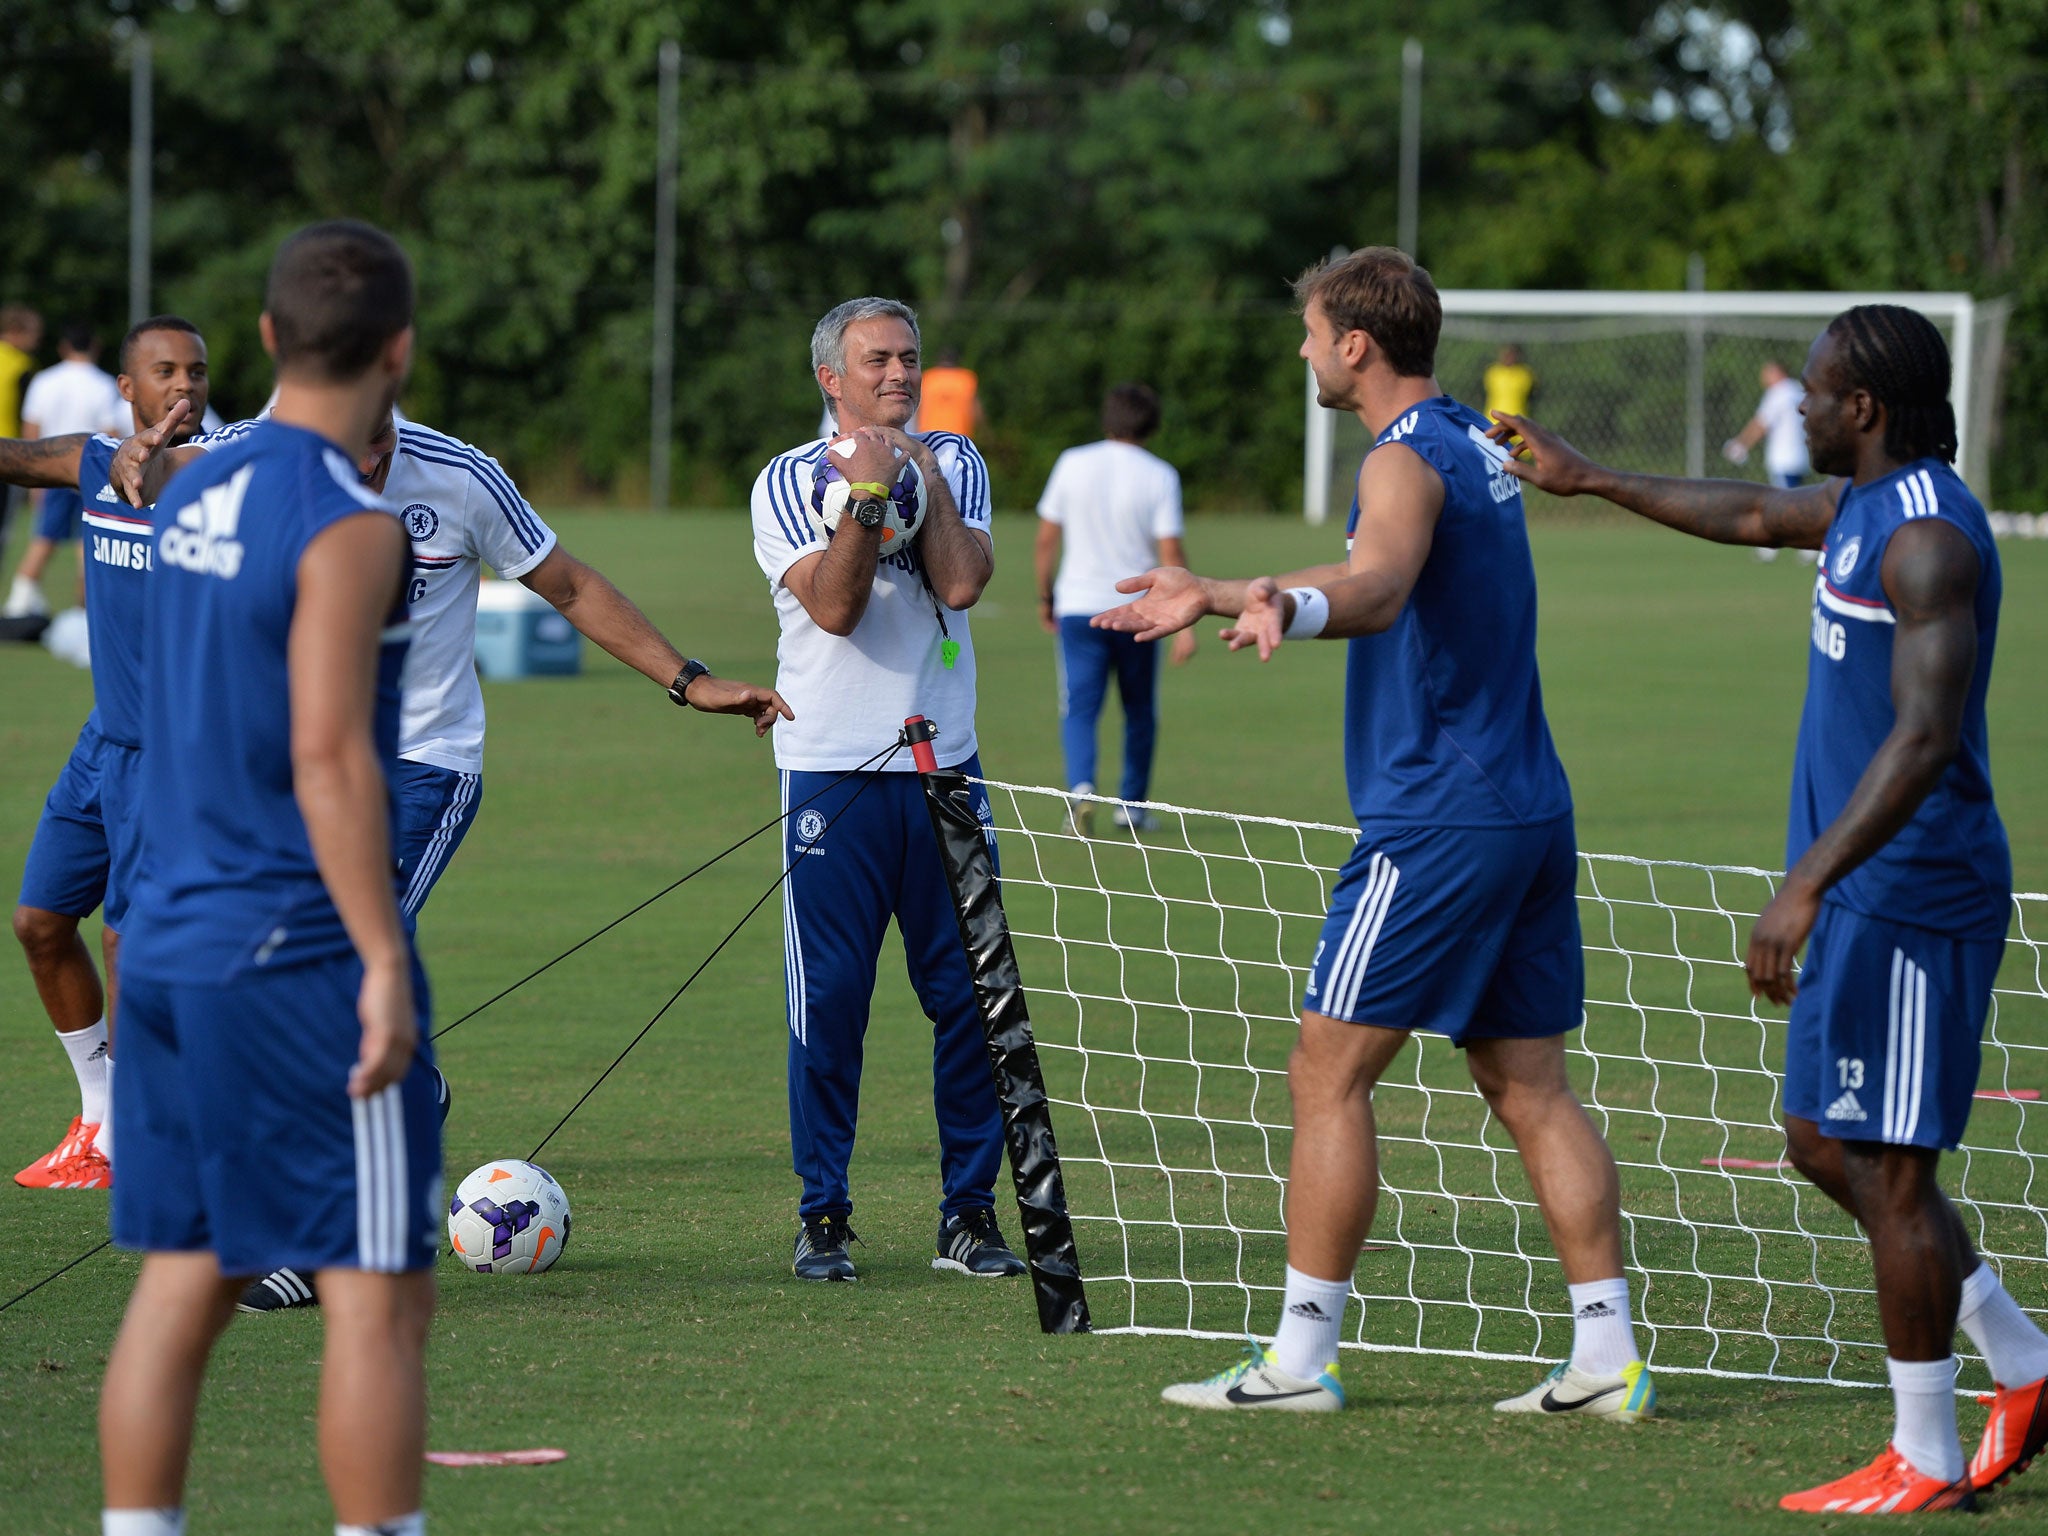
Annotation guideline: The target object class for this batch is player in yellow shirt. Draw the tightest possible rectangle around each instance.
[0,305,43,562]
[1483,344,1535,422]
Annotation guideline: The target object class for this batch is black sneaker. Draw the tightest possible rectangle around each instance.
[934,1208,1027,1277]
[237,1267,319,1313]
[793,1215,858,1281]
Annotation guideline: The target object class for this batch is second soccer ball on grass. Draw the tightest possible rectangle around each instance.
[449,1159,572,1275]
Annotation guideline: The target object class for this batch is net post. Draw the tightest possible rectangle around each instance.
[906,716,1091,1335]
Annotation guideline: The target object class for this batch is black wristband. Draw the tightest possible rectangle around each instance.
[667,659,710,707]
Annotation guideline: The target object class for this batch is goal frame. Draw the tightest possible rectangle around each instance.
[1302,290,1995,524]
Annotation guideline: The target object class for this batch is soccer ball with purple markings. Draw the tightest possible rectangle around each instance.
[808,436,926,556]
[448,1159,571,1275]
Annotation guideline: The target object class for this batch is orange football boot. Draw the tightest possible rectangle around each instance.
[47,1139,111,1190]
[1971,1377,2048,1492]
[14,1116,95,1188]
[1779,1445,1976,1514]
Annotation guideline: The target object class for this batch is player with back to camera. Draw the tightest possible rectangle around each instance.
[100,220,436,1536]
[4,322,127,618]
[1097,247,1654,1422]
[1490,305,2048,1514]
[0,315,213,1192]
[120,323,791,1318]
[750,296,1026,1282]
[1032,380,1196,833]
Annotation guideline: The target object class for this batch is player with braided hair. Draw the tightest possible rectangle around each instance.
[1827,304,1959,465]
[1491,305,2047,1513]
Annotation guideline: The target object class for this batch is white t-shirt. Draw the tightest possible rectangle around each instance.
[1757,377,1809,478]
[22,360,126,438]
[751,431,991,773]
[199,412,557,774]
[1037,439,1183,618]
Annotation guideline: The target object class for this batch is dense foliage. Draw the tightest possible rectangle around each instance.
[1,1,2041,506]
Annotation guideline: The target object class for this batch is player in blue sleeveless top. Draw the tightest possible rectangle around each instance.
[0,316,209,1190]
[99,222,438,1536]
[1497,305,2047,1512]
[1097,248,1650,1424]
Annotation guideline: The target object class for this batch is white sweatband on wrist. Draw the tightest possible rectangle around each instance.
[1282,587,1329,640]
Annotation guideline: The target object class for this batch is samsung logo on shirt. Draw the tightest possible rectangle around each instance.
[91,534,152,571]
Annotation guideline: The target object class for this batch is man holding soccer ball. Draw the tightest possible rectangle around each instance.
[748,296,1024,1282]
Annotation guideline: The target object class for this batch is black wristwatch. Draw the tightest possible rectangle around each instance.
[667,658,710,707]
[847,496,888,530]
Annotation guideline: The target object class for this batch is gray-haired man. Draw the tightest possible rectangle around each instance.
[749,297,1024,1283]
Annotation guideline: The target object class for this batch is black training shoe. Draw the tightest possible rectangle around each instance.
[934,1208,1028,1277]
[793,1215,859,1281]
[237,1267,319,1313]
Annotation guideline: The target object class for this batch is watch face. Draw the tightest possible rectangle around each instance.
[851,498,886,528]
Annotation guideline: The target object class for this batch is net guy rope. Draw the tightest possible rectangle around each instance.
[1,741,905,1317]
[973,776,2048,1394]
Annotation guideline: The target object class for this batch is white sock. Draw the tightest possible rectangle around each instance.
[1888,1355,1965,1482]
[93,1054,115,1165]
[1271,1265,1349,1380]
[60,1021,110,1125]
[1567,1277,1640,1376]
[337,1514,423,1536]
[103,1510,185,1536]
[1959,1262,2048,1387]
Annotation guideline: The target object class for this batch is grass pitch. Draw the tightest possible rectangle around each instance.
[2,512,2045,1533]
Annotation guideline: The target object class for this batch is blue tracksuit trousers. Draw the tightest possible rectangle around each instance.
[1056,615,1160,801]
[780,756,1004,1221]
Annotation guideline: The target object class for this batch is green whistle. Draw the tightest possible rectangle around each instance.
[940,638,961,670]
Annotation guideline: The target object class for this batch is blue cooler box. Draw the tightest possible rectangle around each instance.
[473,580,582,680]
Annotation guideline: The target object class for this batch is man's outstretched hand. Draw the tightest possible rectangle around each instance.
[1092,565,1208,643]
[1483,412,1603,499]
[112,397,192,507]
[684,674,795,737]
[1217,577,1288,661]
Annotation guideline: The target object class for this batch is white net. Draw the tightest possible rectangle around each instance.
[977,778,2048,1390]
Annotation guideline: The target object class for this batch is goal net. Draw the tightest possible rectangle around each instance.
[977,778,2048,1390]
[1303,290,2013,524]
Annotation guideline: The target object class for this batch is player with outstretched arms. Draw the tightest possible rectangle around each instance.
[750,296,1025,1282]
[101,220,435,1536]
[0,316,212,1191]
[1097,247,1653,1422]
[1490,304,2047,1514]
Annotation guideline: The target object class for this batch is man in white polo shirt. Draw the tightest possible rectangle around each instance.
[750,295,1023,1284]
[1032,381,1196,832]
[6,324,127,617]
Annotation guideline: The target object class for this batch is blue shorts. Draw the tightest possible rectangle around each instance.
[98,738,144,931]
[1303,816,1584,1043]
[112,952,441,1274]
[394,760,483,922]
[18,719,109,919]
[1783,902,2005,1150]
[34,486,83,542]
